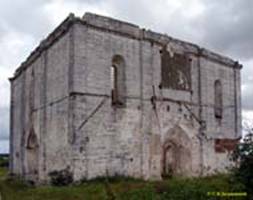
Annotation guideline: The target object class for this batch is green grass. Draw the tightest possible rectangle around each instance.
[0,167,7,178]
[0,167,248,200]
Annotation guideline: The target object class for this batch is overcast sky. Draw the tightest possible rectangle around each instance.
[0,0,253,152]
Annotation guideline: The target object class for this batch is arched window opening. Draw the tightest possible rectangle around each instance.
[111,65,118,104]
[111,55,126,107]
[214,80,222,119]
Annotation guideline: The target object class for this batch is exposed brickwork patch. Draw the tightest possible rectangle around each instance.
[214,139,239,153]
[161,50,191,91]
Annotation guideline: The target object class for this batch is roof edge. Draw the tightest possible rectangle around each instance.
[10,13,77,81]
[10,12,242,81]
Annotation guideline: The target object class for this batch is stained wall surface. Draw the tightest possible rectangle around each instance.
[9,13,242,183]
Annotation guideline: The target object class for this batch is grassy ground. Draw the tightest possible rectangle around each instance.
[0,167,248,200]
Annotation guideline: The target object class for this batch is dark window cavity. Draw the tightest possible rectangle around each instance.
[214,80,222,119]
[111,55,126,107]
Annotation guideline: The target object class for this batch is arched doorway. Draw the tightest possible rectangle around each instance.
[162,141,178,177]
[26,127,39,181]
[161,126,192,178]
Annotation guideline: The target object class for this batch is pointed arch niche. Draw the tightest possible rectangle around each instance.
[26,127,39,179]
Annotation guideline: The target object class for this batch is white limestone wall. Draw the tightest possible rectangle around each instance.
[200,58,237,138]
[11,30,72,182]
[10,13,242,182]
[71,23,203,180]
[10,74,23,175]
[200,58,240,175]
[72,23,144,180]
[43,31,72,177]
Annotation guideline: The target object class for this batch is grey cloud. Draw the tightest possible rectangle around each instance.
[0,106,9,140]
[0,0,54,39]
[0,22,7,38]
[241,59,253,110]
[1,0,253,149]
[65,0,104,4]
[107,0,253,112]
[200,0,253,59]
[99,0,204,43]
[86,0,253,59]
[242,86,253,110]
[105,0,253,60]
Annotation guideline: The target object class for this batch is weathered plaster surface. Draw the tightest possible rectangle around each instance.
[9,12,242,183]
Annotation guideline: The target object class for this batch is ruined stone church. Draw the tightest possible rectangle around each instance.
[9,12,242,183]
